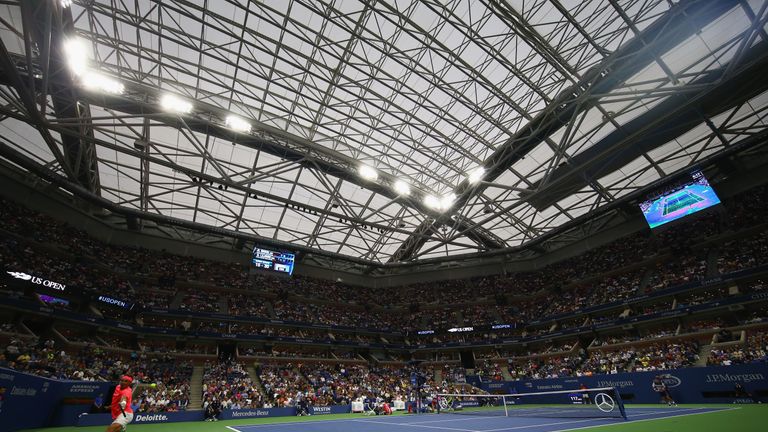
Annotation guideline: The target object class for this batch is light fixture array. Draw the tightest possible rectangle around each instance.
[62,37,482,217]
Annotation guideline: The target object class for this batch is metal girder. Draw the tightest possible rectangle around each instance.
[384,125,768,269]
[0,98,406,237]
[19,0,101,193]
[389,0,738,262]
[525,40,768,211]
[484,0,736,183]
[0,137,374,267]
[0,17,74,181]
[1,0,767,268]
[0,52,502,255]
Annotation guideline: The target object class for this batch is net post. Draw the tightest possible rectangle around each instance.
[613,387,627,421]
[502,395,508,417]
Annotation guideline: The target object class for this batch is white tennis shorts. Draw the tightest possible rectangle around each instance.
[112,412,134,427]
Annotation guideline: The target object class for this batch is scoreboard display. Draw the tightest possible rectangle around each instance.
[252,246,295,275]
[639,170,721,229]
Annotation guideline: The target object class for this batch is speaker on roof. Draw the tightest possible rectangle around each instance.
[459,350,475,369]
[126,215,140,231]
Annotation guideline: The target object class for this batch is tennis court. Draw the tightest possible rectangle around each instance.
[225,407,732,432]
[662,191,705,215]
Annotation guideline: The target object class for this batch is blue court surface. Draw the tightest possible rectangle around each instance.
[225,407,732,432]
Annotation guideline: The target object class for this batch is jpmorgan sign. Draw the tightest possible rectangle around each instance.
[6,271,66,291]
[705,373,764,383]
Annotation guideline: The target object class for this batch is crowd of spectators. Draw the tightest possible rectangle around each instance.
[677,287,729,307]
[257,363,311,407]
[131,356,192,412]
[508,352,585,380]
[2,181,768,336]
[270,346,330,358]
[228,293,271,317]
[203,360,265,409]
[2,336,98,380]
[179,290,222,313]
[473,360,504,381]
[301,363,369,405]
[646,251,709,292]
[577,350,635,375]
[133,286,174,310]
[717,231,768,274]
[707,331,768,365]
[683,318,726,333]
[0,328,764,412]
[1,336,192,412]
[631,340,700,371]
[1,180,768,403]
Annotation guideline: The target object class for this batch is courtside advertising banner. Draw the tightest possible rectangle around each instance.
[0,368,110,431]
[483,363,767,404]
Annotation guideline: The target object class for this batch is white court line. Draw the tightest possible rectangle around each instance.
[230,415,450,429]
[401,409,608,425]
[393,416,514,425]
[232,418,356,428]
[482,407,736,432]
[226,407,735,432]
[356,408,691,432]
[479,416,624,432]
[352,418,479,432]
[553,407,739,432]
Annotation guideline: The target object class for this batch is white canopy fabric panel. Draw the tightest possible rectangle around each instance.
[0,0,766,265]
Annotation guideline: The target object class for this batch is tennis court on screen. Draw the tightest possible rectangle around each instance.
[225,407,732,432]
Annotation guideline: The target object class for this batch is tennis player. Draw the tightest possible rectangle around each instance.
[106,375,134,432]
[652,376,677,406]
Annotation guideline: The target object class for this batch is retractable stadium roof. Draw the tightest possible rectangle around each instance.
[0,0,767,267]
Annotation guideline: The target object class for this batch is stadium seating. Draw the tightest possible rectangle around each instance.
[1,183,767,405]
[202,360,265,409]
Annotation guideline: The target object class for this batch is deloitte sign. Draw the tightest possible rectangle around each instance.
[134,414,168,423]
[77,411,205,426]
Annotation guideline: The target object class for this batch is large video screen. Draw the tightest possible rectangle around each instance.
[639,171,721,229]
[36,293,70,307]
[252,246,295,275]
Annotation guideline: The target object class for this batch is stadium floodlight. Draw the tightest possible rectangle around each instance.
[160,94,193,114]
[60,0,73,7]
[468,167,485,184]
[225,115,251,133]
[440,193,456,210]
[393,179,411,196]
[63,38,87,76]
[82,72,125,95]
[358,165,378,181]
[424,194,440,210]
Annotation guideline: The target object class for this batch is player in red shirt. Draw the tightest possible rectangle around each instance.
[380,401,392,415]
[106,375,134,432]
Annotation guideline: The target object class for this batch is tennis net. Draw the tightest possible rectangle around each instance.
[436,387,626,420]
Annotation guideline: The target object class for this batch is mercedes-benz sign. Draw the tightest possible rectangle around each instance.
[594,393,616,413]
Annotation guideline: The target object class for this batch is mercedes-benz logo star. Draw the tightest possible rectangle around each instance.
[594,393,616,413]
